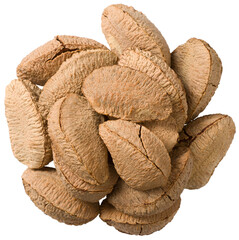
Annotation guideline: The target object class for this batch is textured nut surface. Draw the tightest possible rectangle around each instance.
[39,49,117,118]
[99,120,171,190]
[100,198,180,235]
[22,167,99,225]
[4,3,237,235]
[102,4,171,65]
[5,79,52,169]
[179,114,236,189]
[107,147,192,216]
[142,117,179,152]
[53,148,118,203]
[171,38,222,121]
[48,94,109,185]
[103,116,179,152]
[82,65,172,122]
[119,48,187,131]
[17,35,107,85]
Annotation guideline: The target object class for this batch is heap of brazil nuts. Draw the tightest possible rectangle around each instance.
[5,4,235,236]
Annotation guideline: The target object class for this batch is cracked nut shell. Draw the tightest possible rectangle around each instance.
[119,48,188,131]
[48,93,109,185]
[99,120,171,191]
[102,4,171,65]
[17,35,107,85]
[22,167,99,225]
[38,49,118,118]
[171,38,222,121]
[107,147,192,216]
[179,114,236,189]
[5,79,52,169]
[53,148,118,203]
[100,198,180,235]
[142,117,179,152]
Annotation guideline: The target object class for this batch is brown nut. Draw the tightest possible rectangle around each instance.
[102,114,179,152]
[53,148,118,203]
[102,4,171,65]
[179,114,236,189]
[119,48,188,131]
[5,79,52,169]
[100,198,181,235]
[48,94,109,185]
[107,147,192,216]
[99,120,171,191]
[38,49,118,118]
[82,65,172,122]
[171,38,222,121]
[17,35,107,85]
[142,117,179,152]
[22,167,99,225]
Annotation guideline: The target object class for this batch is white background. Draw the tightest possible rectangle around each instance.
[0,0,238,239]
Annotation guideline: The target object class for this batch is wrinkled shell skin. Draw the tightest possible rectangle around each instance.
[4,3,236,235]
[119,48,188,131]
[102,116,179,152]
[142,117,179,152]
[107,147,192,216]
[53,148,118,203]
[102,4,171,65]
[22,167,99,225]
[171,38,222,121]
[179,114,236,189]
[83,65,172,122]
[48,97,96,184]
[39,49,118,118]
[5,79,52,169]
[100,199,180,235]
[99,120,171,190]
[48,94,109,185]
[17,35,107,85]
